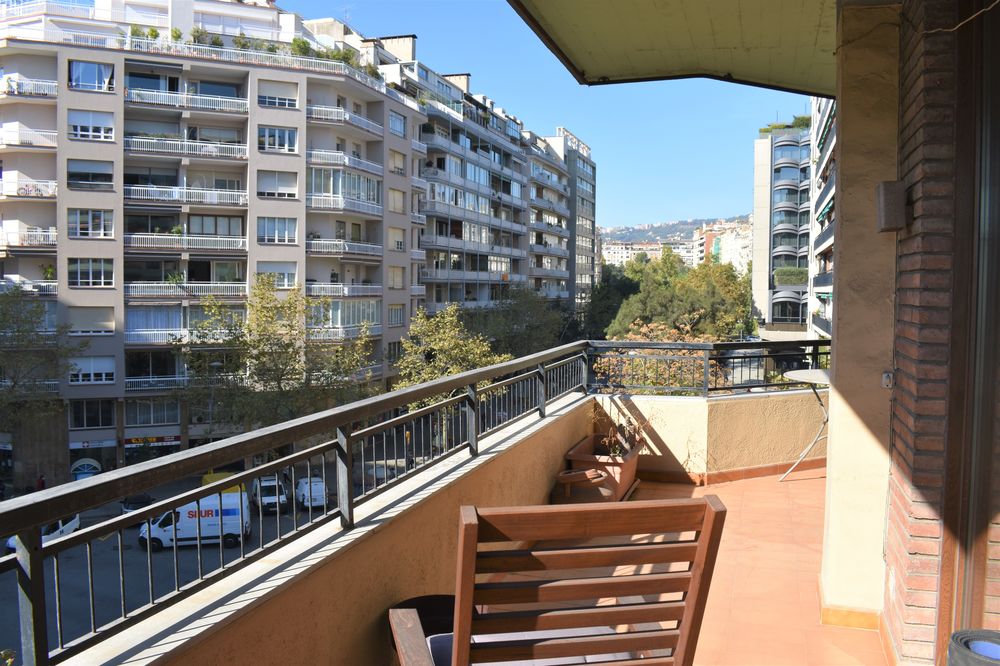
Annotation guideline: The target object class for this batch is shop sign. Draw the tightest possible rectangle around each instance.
[124,435,181,449]
[69,439,117,450]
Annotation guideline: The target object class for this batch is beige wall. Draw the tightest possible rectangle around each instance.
[820,3,898,618]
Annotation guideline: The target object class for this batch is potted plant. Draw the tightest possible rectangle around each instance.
[564,406,647,501]
[39,263,55,280]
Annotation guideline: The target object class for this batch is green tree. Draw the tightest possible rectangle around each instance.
[462,287,566,356]
[290,37,314,57]
[179,274,374,429]
[189,26,208,44]
[606,250,686,338]
[582,263,639,339]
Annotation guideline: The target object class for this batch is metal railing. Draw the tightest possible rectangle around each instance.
[410,249,426,262]
[529,220,569,236]
[305,194,383,216]
[3,229,57,247]
[305,239,383,257]
[530,196,571,217]
[411,138,427,154]
[304,283,383,297]
[530,243,569,257]
[305,150,383,175]
[124,329,188,345]
[2,178,57,198]
[124,375,188,391]
[125,88,248,114]
[124,137,248,160]
[411,176,428,191]
[124,282,247,297]
[814,220,836,249]
[410,212,426,225]
[0,76,57,97]
[410,284,426,297]
[124,185,248,207]
[2,128,57,147]
[812,313,832,336]
[307,325,383,340]
[0,339,828,663]
[305,105,384,134]
[529,266,570,278]
[123,234,247,251]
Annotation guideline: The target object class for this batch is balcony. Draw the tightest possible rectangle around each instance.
[411,175,428,191]
[305,105,383,135]
[0,127,56,148]
[812,270,834,289]
[2,228,56,248]
[305,150,383,176]
[124,329,188,344]
[124,375,188,391]
[305,194,383,216]
[815,171,836,215]
[124,282,247,298]
[304,283,383,297]
[0,339,859,666]
[812,312,832,336]
[410,284,426,297]
[124,233,247,252]
[411,138,427,154]
[410,248,426,262]
[530,195,571,217]
[410,211,427,225]
[305,238,383,258]
[422,234,527,259]
[124,137,248,160]
[125,88,249,114]
[1,178,56,198]
[124,185,249,207]
[0,276,55,294]
[529,265,570,278]
[0,76,57,98]
[814,220,836,251]
[530,243,570,257]
[308,324,382,340]
[529,220,570,237]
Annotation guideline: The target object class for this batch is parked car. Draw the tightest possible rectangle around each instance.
[295,476,329,509]
[5,514,80,553]
[138,492,251,552]
[120,493,158,527]
[250,475,288,513]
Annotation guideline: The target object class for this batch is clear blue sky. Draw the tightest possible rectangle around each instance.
[280,0,810,227]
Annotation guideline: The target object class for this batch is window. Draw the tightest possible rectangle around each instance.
[388,266,405,289]
[257,261,296,288]
[388,188,405,214]
[192,80,238,98]
[68,209,113,238]
[68,258,113,287]
[310,299,381,328]
[388,111,406,137]
[257,217,296,244]
[189,215,243,236]
[68,61,114,91]
[389,150,405,176]
[388,304,404,327]
[125,398,180,426]
[68,110,114,140]
[126,306,182,332]
[67,160,113,190]
[124,166,177,187]
[386,341,402,363]
[257,170,297,198]
[70,399,115,429]
[388,227,405,251]
[68,306,114,335]
[187,126,240,144]
[258,80,297,108]
[126,213,178,234]
[69,356,115,384]
[258,126,297,153]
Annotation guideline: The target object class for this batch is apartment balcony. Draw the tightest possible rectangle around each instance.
[410,284,426,297]
[2,228,56,248]
[124,185,249,207]
[421,234,527,259]
[411,138,427,154]
[305,194,383,216]
[124,375,188,391]
[529,265,570,278]
[530,243,570,257]
[410,248,426,262]
[410,211,426,225]
[124,233,247,252]
[530,171,570,195]
[304,283,383,297]
[0,76,57,99]
[537,288,570,299]
[1,178,56,198]
[305,238,383,259]
[815,171,836,215]
[124,329,188,345]
[529,220,570,237]
[812,312,833,336]
[411,175,428,191]
[307,324,382,340]
[814,220,836,252]
[305,150,384,176]
[812,270,834,289]
[124,137,248,160]
[530,195,571,217]
[0,276,56,294]
[0,127,56,148]
[305,105,383,136]
[124,88,249,114]
[124,282,247,298]
[422,268,527,283]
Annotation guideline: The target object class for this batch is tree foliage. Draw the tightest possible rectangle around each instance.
[179,274,374,429]
[461,287,568,356]
[581,263,640,340]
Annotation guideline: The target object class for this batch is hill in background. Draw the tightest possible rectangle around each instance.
[600,214,750,243]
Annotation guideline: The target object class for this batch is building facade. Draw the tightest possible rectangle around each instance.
[751,124,811,339]
[809,96,835,338]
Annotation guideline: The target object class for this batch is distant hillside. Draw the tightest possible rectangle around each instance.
[599,215,749,243]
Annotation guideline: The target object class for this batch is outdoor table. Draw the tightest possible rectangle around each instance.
[779,368,830,481]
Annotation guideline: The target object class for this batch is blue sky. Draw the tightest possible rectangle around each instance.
[280,0,810,228]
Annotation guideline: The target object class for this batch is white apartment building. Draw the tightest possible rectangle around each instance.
[809,96,835,339]
[601,241,664,267]
[0,1,431,484]
[662,238,698,267]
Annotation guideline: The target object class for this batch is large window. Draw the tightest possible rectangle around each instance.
[125,398,180,426]
[387,304,404,327]
[388,266,405,289]
[68,306,115,335]
[258,80,297,108]
[68,209,113,238]
[70,399,115,429]
[388,188,405,214]
[67,160,113,190]
[258,126,297,153]
[68,61,114,91]
[386,340,402,363]
[69,356,115,384]
[192,80,238,98]
[389,150,405,176]
[257,170,297,198]
[126,306,182,332]
[124,166,177,187]
[68,110,114,141]
[257,217,296,244]
[388,227,405,251]
[311,299,381,328]
[388,111,406,137]
[189,215,243,236]
[68,258,113,287]
[187,126,240,144]
[256,261,296,288]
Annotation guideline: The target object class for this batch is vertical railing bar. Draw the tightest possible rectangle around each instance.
[217,491,224,568]
[86,541,96,634]
[145,517,154,605]
[195,497,203,579]
[16,526,48,665]
[172,508,179,591]
[336,427,354,528]
[53,551,63,649]
[238,485,246,559]
[257,477,264,551]
[117,530,126,621]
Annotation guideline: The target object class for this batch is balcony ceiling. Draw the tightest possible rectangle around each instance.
[507,0,836,96]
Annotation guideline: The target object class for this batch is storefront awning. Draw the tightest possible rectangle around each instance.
[508,0,836,96]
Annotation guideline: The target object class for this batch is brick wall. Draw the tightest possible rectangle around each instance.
[886,0,960,662]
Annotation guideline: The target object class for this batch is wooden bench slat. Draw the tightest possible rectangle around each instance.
[472,600,686,633]
[476,542,699,573]
[473,572,692,605]
[469,628,680,662]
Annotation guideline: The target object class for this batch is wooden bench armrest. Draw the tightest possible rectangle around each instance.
[389,607,435,666]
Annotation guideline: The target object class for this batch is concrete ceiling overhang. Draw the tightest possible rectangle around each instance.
[507,0,836,97]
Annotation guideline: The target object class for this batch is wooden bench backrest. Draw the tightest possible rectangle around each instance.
[451,497,726,666]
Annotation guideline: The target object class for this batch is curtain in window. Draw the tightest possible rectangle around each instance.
[126,306,182,330]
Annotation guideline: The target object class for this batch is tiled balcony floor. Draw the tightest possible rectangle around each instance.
[634,470,888,666]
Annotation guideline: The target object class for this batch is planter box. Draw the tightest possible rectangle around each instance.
[565,433,642,501]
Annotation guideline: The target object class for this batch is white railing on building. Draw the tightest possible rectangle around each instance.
[410,284,426,297]
[3,229,57,246]
[124,282,247,297]
[3,277,58,294]
[529,266,570,278]
[0,1,168,25]
[529,220,569,237]
[307,325,382,340]
[125,88,248,114]
[410,248,426,262]
[125,375,188,391]
[305,105,383,134]
[305,283,383,297]
[305,150,383,175]
[124,329,188,344]
[305,238,383,257]
[123,233,247,251]
[411,176,428,191]
[410,212,426,225]
[411,138,427,154]
[124,136,248,160]
[0,76,58,97]
[530,243,570,257]
[305,194,383,216]
[2,178,57,198]
[124,185,248,206]
[1,128,57,148]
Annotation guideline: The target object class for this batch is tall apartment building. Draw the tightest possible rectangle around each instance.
[809,97,835,338]
[751,123,811,340]
[714,223,753,273]
[601,241,663,267]
[524,129,572,300]
[693,218,751,267]
[0,3,429,484]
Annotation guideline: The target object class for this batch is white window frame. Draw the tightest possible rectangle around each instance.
[69,356,115,384]
[125,398,180,426]
[387,304,405,327]
[258,126,298,153]
[257,170,298,198]
[388,111,406,138]
[256,261,296,288]
[256,217,297,244]
[68,209,114,238]
[68,109,114,141]
[68,258,113,287]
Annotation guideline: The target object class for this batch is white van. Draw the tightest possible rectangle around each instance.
[5,514,80,553]
[138,492,250,552]
[250,475,288,514]
[295,476,328,509]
